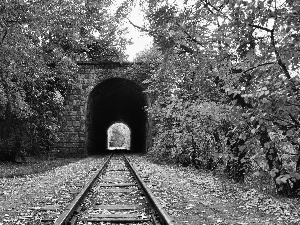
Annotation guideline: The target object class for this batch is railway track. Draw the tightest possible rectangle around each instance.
[47,151,174,225]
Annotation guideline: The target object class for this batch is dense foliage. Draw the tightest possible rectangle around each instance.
[133,0,300,196]
[2,0,300,197]
[108,123,131,149]
[0,0,129,161]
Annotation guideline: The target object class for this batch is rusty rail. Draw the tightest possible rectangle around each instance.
[123,153,175,225]
[53,151,175,225]
[53,153,113,225]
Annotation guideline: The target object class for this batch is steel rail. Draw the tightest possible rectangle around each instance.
[123,153,175,225]
[53,153,113,225]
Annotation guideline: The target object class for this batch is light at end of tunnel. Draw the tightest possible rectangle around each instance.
[107,122,131,150]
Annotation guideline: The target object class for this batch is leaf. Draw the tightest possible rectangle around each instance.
[292,173,300,180]
[270,168,279,177]
[261,98,269,104]
[286,130,294,137]
[276,174,290,184]
[253,171,261,176]
[264,142,270,148]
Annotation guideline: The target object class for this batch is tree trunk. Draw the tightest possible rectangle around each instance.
[2,100,17,162]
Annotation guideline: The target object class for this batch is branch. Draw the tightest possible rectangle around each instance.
[267,115,300,128]
[176,22,205,48]
[177,44,194,54]
[272,120,294,131]
[272,117,294,126]
[271,2,292,81]
[243,62,275,73]
[228,62,275,78]
[218,0,229,10]
[127,19,150,33]
[248,24,272,33]
[270,29,291,80]
[199,0,214,14]
[286,102,300,107]
[199,0,220,14]
[0,27,7,45]
[249,23,293,81]
[204,0,221,12]
[252,157,269,173]
[282,152,298,156]
[288,113,300,126]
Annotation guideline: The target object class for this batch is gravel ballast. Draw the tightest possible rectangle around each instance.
[129,155,300,225]
[1,154,300,224]
[0,157,108,224]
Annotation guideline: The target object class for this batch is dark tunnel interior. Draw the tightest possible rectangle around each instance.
[86,78,148,154]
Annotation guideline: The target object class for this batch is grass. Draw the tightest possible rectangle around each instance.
[0,157,85,178]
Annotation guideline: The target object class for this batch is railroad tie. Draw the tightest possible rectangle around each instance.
[104,188,135,193]
[53,152,175,225]
[80,218,150,222]
[98,183,136,187]
[81,213,149,222]
[93,204,141,210]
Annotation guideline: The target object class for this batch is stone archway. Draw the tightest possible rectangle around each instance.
[86,78,148,154]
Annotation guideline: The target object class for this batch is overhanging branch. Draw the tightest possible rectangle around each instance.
[248,24,272,33]
[243,62,275,73]
[0,27,7,45]
[127,19,150,33]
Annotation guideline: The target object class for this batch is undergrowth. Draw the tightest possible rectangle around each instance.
[0,157,84,178]
[146,150,297,200]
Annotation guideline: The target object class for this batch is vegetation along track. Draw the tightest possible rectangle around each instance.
[41,151,174,225]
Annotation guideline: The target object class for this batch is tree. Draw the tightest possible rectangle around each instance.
[0,0,130,161]
[133,0,300,195]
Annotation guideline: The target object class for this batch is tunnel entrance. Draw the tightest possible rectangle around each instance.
[86,78,148,154]
[107,122,131,150]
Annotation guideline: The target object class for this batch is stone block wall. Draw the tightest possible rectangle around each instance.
[53,62,149,156]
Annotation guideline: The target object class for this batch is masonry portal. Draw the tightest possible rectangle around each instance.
[86,78,147,154]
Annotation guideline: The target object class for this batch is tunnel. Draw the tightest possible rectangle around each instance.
[86,78,148,154]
